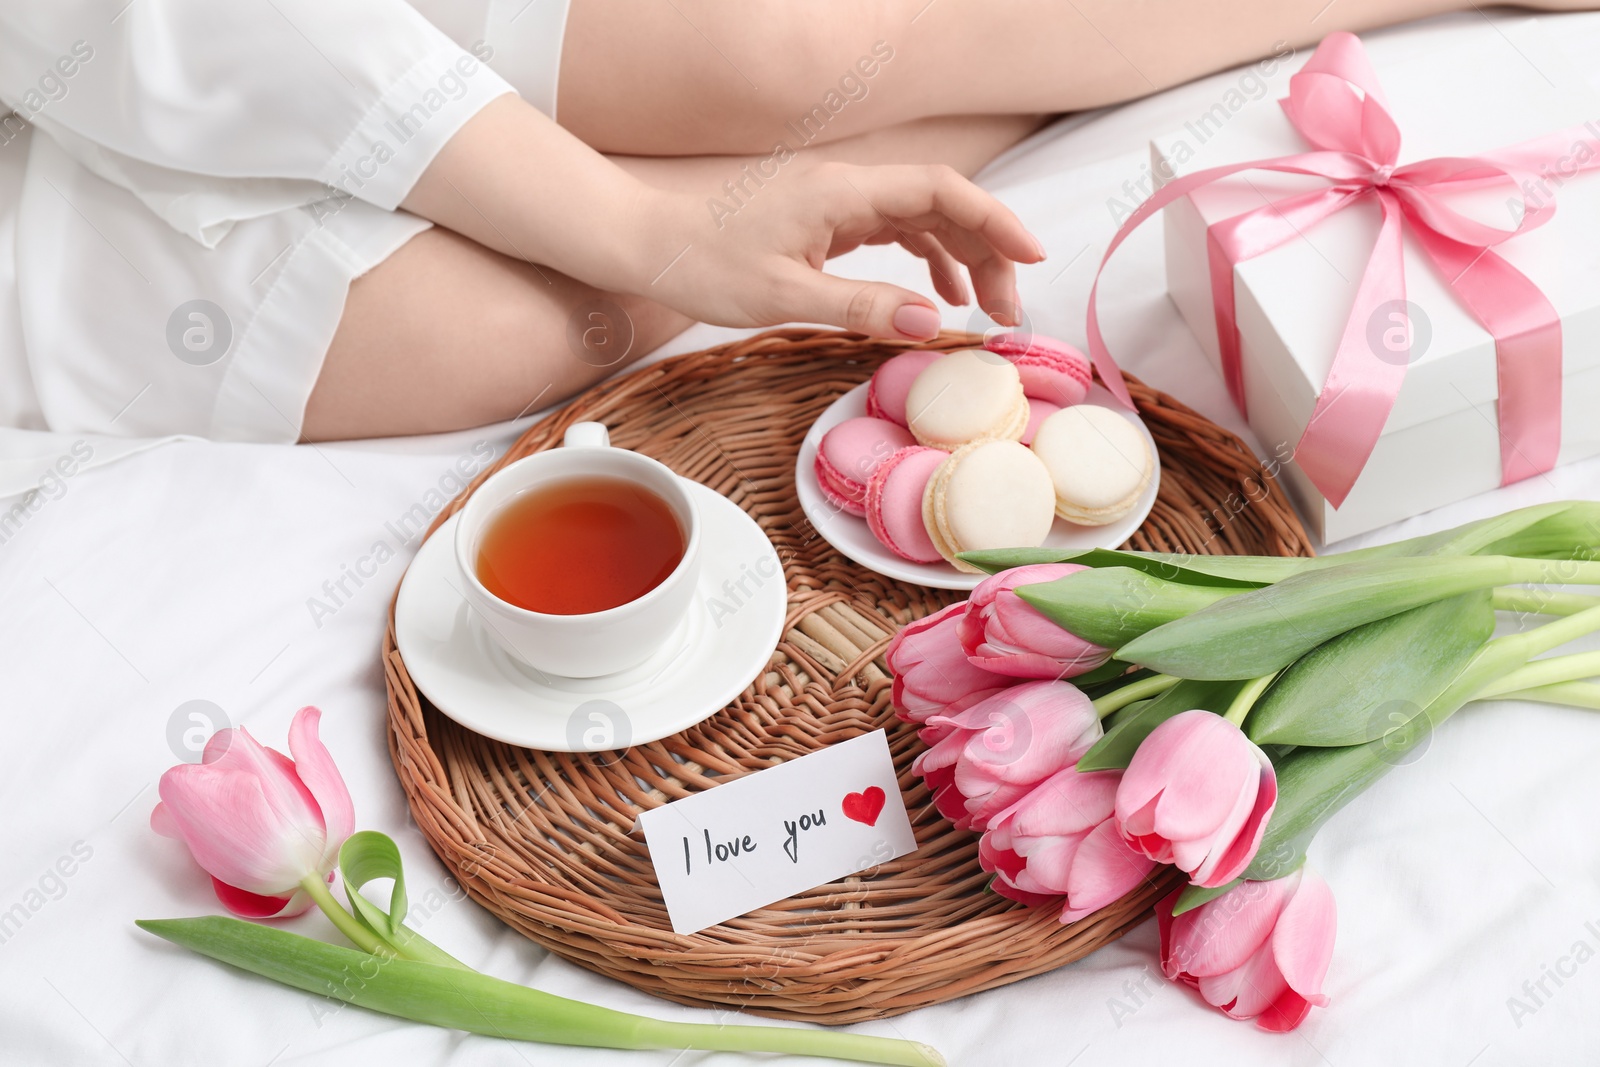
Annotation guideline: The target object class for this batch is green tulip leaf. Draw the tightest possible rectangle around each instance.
[957,546,1280,586]
[1075,678,1247,772]
[1015,567,1241,649]
[1070,659,1140,693]
[340,831,408,940]
[1115,555,1537,680]
[1170,878,1240,916]
[339,831,466,970]
[1245,590,1495,747]
[134,917,945,1066]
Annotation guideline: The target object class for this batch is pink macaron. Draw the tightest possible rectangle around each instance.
[1020,397,1061,446]
[866,350,944,426]
[984,331,1092,407]
[865,446,946,563]
[815,416,916,516]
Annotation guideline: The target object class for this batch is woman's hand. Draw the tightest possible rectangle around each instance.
[403,97,1042,342]
[626,161,1045,340]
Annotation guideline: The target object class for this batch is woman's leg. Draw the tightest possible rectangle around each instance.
[556,0,1557,156]
[301,112,1045,441]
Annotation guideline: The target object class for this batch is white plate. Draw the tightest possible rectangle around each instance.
[394,479,786,751]
[795,383,1161,591]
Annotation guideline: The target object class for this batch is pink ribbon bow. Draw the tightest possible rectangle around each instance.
[1087,31,1596,507]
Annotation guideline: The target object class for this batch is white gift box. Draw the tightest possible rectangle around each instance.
[1154,21,1600,543]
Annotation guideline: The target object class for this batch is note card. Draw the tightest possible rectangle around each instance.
[637,730,917,934]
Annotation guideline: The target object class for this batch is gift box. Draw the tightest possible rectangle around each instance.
[1150,21,1600,543]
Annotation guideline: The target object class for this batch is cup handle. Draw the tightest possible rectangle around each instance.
[563,422,610,449]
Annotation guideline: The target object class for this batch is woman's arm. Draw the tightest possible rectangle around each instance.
[401,95,1045,340]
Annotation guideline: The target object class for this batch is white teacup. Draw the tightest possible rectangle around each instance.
[454,422,702,678]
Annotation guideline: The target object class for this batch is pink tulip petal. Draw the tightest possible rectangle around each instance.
[1009,833,1088,895]
[1168,876,1294,979]
[964,646,1085,680]
[1256,988,1315,1032]
[1156,890,1187,981]
[962,572,1111,679]
[963,683,1100,784]
[911,728,968,776]
[989,592,1109,662]
[977,830,1024,880]
[1184,770,1260,887]
[201,729,236,764]
[1148,720,1261,842]
[209,726,323,833]
[991,875,1060,908]
[887,603,1009,717]
[1192,754,1278,888]
[211,877,299,918]
[1199,942,1289,1021]
[150,802,180,839]
[1124,822,1177,866]
[1063,819,1159,916]
[1005,768,1119,839]
[1116,711,1251,837]
[1270,867,1336,1001]
[961,779,1034,830]
[157,765,325,895]
[287,706,355,868]
[1170,835,1218,876]
[931,785,971,828]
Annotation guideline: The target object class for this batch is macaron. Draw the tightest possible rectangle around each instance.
[866,350,944,426]
[984,331,1092,407]
[905,350,1029,450]
[922,440,1057,573]
[1020,398,1061,446]
[814,416,916,516]
[1030,405,1154,526]
[865,446,946,563]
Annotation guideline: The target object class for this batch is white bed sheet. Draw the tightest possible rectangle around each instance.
[6,11,1600,1066]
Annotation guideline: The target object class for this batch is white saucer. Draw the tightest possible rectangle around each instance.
[394,479,786,751]
[795,383,1161,591]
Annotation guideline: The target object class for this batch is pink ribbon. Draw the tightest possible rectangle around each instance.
[1086,32,1596,507]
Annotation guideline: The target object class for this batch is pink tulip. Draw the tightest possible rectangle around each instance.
[1158,867,1336,1031]
[958,564,1112,679]
[1115,709,1276,888]
[886,601,1010,723]
[979,765,1158,923]
[151,706,354,918]
[911,680,1101,831]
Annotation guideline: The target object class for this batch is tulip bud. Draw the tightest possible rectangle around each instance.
[959,565,1112,679]
[979,764,1157,923]
[1115,709,1276,887]
[912,680,1101,831]
[151,707,354,917]
[1157,867,1336,1031]
[886,601,1010,723]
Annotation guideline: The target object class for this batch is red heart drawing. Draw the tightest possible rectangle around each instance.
[842,786,886,827]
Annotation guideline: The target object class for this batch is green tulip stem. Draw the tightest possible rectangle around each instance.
[1091,673,1180,718]
[1489,602,1600,665]
[1222,673,1277,727]
[137,917,947,1066]
[1492,681,1600,710]
[1491,588,1600,617]
[1476,650,1600,700]
[298,873,391,957]
[1504,558,1600,586]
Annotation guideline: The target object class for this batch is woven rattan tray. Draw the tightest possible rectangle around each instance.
[383,328,1312,1023]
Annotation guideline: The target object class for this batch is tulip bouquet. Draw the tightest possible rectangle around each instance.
[887,499,1600,1032]
[139,708,945,1066]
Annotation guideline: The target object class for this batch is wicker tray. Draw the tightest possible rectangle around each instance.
[383,328,1312,1023]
